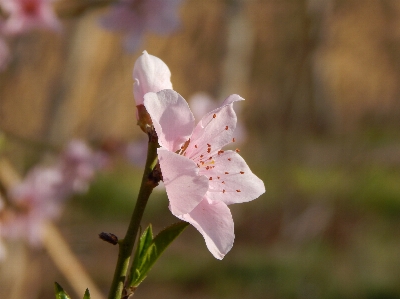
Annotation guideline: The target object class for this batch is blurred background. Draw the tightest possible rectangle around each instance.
[2,0,400,298]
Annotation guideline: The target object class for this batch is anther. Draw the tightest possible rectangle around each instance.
[213,114,216,118]
[236,190,241,192]
[235,148,240,152]
[208,157,212,160]
[209,177,212,180]
[223,189,226,193]
[228,158,231,161]
[232,138,236,142]
[200,155,204,158]
[225,126,229,130]
[195,145,198,148]
[207,148,211,153]
[240,171,244,174]
[225,172,229,174]
[222,181,225,184]
[207,143,211,147]
[217,176,220,179]
[218,150,224,155]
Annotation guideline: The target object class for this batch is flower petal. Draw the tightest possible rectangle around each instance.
[176,197,234,260]
[185,94,244,160]
[144,90,195,152]
[205,151,265,205]
[133,51,172,105]
[158,148,209,215]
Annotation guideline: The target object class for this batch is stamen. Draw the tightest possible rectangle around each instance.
[207,143,211,147]
[218,150,224,155]
[213,114,216,118]
[225,126,229,130]
[217,176,220,179]
[223,189,226,193]
[222,181,225,184]
[209,177,212,180]
[225,172,229,174]
[208,157,212,160]
[232,138,236,142]
[236,190,241,192]
[228,158,231,161]
[240,171,244,174]
[236,148,240,152]
[195,145,198,148]
[207,148,211,153]
[200,155,204,158]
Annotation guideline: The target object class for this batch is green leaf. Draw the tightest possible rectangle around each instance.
[54,282,71,299]
[83,289,90,299]
[130,224,154,284]
[130,221,189,287]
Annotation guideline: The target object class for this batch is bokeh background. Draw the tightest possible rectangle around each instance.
[2,0,400,298]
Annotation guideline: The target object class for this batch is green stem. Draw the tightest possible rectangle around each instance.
[107,136,159,299]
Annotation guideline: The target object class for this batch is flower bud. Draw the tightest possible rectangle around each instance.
[133,50,173,131]
[133,50,172,106]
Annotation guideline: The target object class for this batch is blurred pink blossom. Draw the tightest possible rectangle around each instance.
[100,0,182,52]
[0,0,61,35]
[144,89,265,259]
[0,140,105,247]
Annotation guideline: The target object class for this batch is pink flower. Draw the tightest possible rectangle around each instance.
[0,140,103,246]
[0,0,61,35]
[189,92,247,144]
[133,50,172,106]
[3,167,64,245]
[100,0,182,52]
[144,89,265,259]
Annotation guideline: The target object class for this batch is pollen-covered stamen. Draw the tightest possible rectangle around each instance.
[178,139,191,155]
[235,148,240,153]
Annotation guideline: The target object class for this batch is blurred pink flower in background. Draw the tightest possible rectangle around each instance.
[0,0,61,35]
[0,140,105,248]
[100,0,182,52]
[144,90,265,259]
